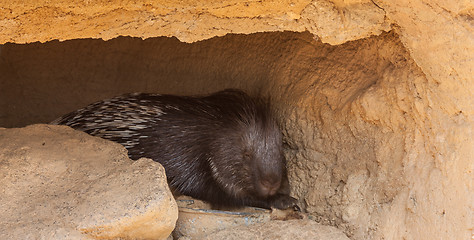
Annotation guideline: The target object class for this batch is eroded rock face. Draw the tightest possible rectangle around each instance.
[0,124,178,240]
[0,0,389,44]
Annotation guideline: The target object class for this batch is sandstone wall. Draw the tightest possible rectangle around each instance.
[0,0,472,239]
[0,0,388,44]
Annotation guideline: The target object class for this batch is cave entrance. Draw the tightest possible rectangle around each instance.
[0,31,400,128]
[0,31,416,239]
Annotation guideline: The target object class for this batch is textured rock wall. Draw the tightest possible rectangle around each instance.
[0,0,388,44]
[0,0,472,239]
[372,2,473,239]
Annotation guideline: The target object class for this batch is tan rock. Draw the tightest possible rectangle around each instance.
[0,124,178,240]
[301,0,390,44]
[0,0,389,44]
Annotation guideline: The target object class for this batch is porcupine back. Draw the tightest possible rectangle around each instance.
[51,89,293,209]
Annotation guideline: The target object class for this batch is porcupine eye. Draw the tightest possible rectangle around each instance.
[242,150,252,162]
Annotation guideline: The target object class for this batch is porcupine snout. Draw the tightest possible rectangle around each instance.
[255,173,281,198]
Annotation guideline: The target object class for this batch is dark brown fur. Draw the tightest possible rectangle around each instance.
[52,89,298,209]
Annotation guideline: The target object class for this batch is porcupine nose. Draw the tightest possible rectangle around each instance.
[258,177,281,198]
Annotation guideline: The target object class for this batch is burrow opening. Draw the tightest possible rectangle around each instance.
[0,31,420,239]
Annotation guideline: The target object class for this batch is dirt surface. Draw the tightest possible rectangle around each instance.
[0,0,472,239]
[0,124,178,239]
[201,219,350,240]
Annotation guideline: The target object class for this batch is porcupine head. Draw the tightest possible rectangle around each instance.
[207,99,287,204]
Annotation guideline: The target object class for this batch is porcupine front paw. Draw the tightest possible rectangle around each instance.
[270,194,300,211]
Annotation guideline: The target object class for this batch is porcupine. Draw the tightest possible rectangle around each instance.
[51,89,298,209]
